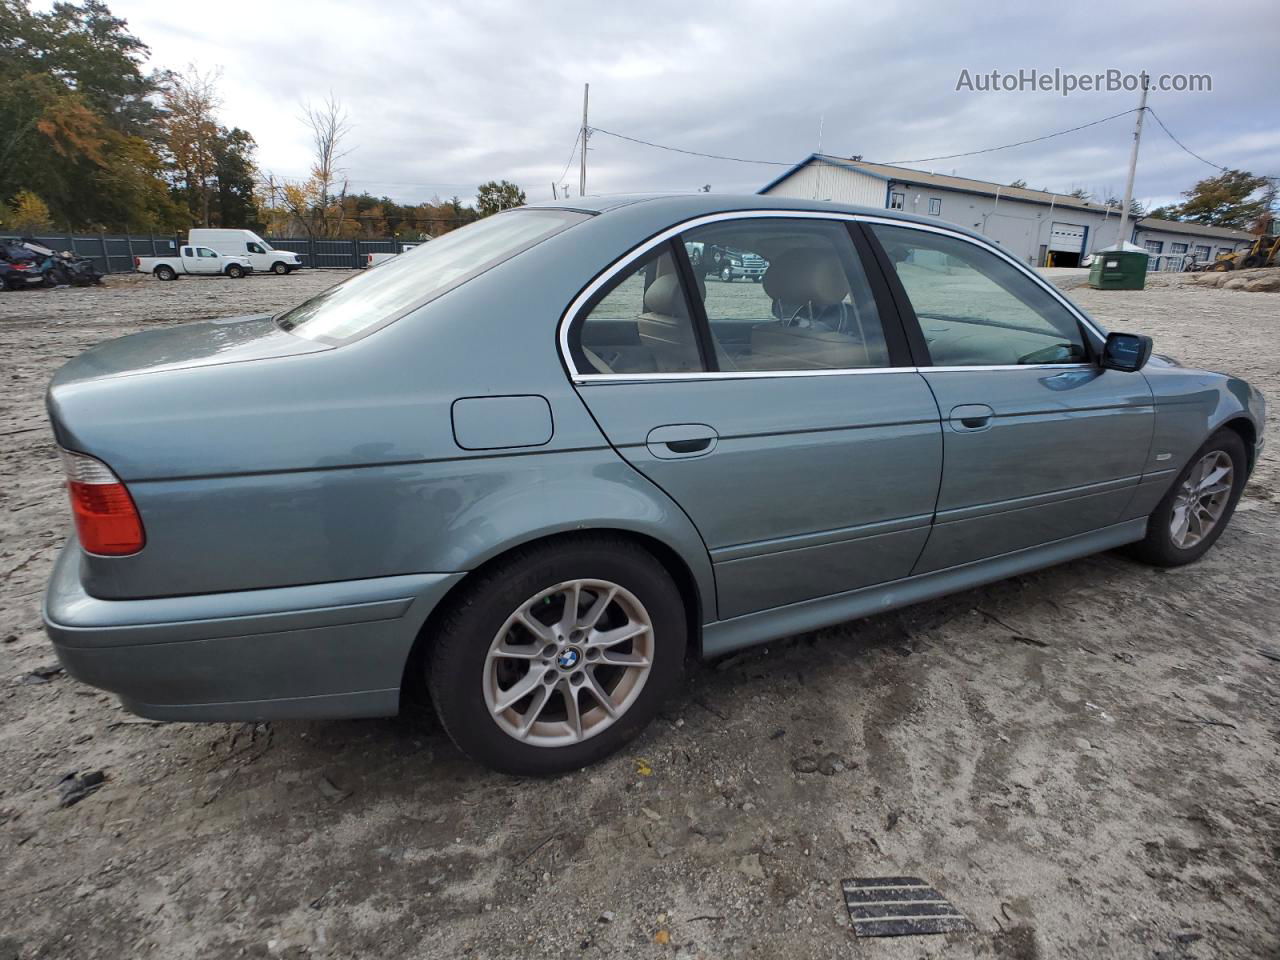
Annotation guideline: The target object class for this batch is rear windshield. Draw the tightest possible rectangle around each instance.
[277,208,589,343]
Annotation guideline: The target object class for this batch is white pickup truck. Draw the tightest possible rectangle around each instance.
[365,242,421,268]
[134,245,253,280]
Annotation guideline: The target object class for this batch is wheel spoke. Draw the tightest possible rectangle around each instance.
[560,680,583,739]
[579,586,618,630]
[581,669,618,718]
[491,641,541,661]
[516,609,555,643]
[587,621,650,649]
[492,669,547,714]
[1171,504,1190,545]
[516,684,553,737]
[597,649,651,668]
[1198,464,1230,494]
[557,582,582,632]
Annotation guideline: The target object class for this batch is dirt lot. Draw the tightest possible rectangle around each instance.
[1,269,1278,960]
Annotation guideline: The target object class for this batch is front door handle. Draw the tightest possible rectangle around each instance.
[949,404,994,432]
[646,423,719,459]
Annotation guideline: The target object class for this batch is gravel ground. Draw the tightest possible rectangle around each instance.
[1,269,1277,960]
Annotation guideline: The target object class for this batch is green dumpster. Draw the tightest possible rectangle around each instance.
[1088,248,1148,290]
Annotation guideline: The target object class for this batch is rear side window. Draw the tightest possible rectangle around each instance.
[682,218,890,371]
[872,224,1089,366]
[278,209,588,344]
[572,246,705,375]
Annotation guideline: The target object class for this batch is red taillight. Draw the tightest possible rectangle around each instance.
[60,450,145,556]
[133,256,140,268]
[366,254,373,265]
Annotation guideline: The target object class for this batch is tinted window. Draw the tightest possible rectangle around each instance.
[573,246,704,374]
[872,224,1088,366]
[683,218,890,371]
[279,209,588,343]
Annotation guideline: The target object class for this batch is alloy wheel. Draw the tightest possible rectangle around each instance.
[483,579,654,747]
[1170,450,1233,549]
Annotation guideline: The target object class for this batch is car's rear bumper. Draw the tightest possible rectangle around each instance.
[42,538,463,722]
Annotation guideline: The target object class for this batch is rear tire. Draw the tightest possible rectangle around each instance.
[226,264,245,279]
[1124,429,1247,567]
[155,265,176,281]
[427,536,687,775]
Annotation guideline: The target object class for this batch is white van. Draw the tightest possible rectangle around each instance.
[187,229,303,275]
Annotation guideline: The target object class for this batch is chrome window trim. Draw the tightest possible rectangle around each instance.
[557,209,1105,384]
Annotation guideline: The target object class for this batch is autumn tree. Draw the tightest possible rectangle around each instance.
[2,189,53,232]
[476,180,526,217]
[1170,170,1269,229]
[160,66,222,226]
[0,0,183,231]
[301,93,353,237]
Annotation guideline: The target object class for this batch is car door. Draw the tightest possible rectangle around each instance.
[866,221,1155,573]
[195,246,223,274]
[566,214,942,620]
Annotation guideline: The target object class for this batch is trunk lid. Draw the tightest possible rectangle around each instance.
[49,313,328,389]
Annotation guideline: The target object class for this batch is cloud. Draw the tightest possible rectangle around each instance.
[109,0,1279,208]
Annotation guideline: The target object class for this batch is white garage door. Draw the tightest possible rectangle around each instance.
[1049,221,1086,253]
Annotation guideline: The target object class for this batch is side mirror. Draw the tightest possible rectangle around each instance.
[1101,332,1153,372]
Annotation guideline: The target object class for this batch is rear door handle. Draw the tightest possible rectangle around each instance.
[949,404,994,432]
[646,423,719,459]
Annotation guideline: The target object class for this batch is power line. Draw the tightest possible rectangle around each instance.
[588,127,792,165]
[589,107,1141,170]
[879,108,1139,165]
[557,128,582,187]
[1143,106,1227,172]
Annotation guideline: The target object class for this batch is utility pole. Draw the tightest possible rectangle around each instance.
[1117,74,1149,247]
[579,83,589,198]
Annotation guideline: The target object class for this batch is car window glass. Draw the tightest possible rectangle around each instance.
[872,224,1088,366]
[278,209,588,343]
[181,247,192,257]
[681,218,890,371]
[247,243,264,254]
[198,247,217,258]
[572,246,704,375]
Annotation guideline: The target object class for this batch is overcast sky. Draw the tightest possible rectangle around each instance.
[103,0,1279,209]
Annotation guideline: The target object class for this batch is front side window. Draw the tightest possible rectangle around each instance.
[572,246,704,375]
[198,247,218,258]
[247,242,265,254]
[871,224,1088,367]
[279,209,588,343]
[682,218,890,371]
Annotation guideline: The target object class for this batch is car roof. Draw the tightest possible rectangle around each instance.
[526,193,985,242]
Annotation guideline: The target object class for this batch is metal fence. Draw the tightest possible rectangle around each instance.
[1,232,415,274]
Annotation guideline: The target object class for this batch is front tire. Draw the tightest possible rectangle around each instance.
[1125,429,1247,567]
[721,266,733,282]
[427,536,687,775]
[226,264,245,279]
[271,261,289,275]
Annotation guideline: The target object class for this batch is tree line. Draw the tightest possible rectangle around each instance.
[0,0,526,239]
[1011,170,1276,231]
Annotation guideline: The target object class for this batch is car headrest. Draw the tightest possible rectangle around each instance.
[643,273,684,316]
[762,250,849,307]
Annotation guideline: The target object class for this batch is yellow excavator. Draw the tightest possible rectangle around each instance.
[1211,220,1279,271]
